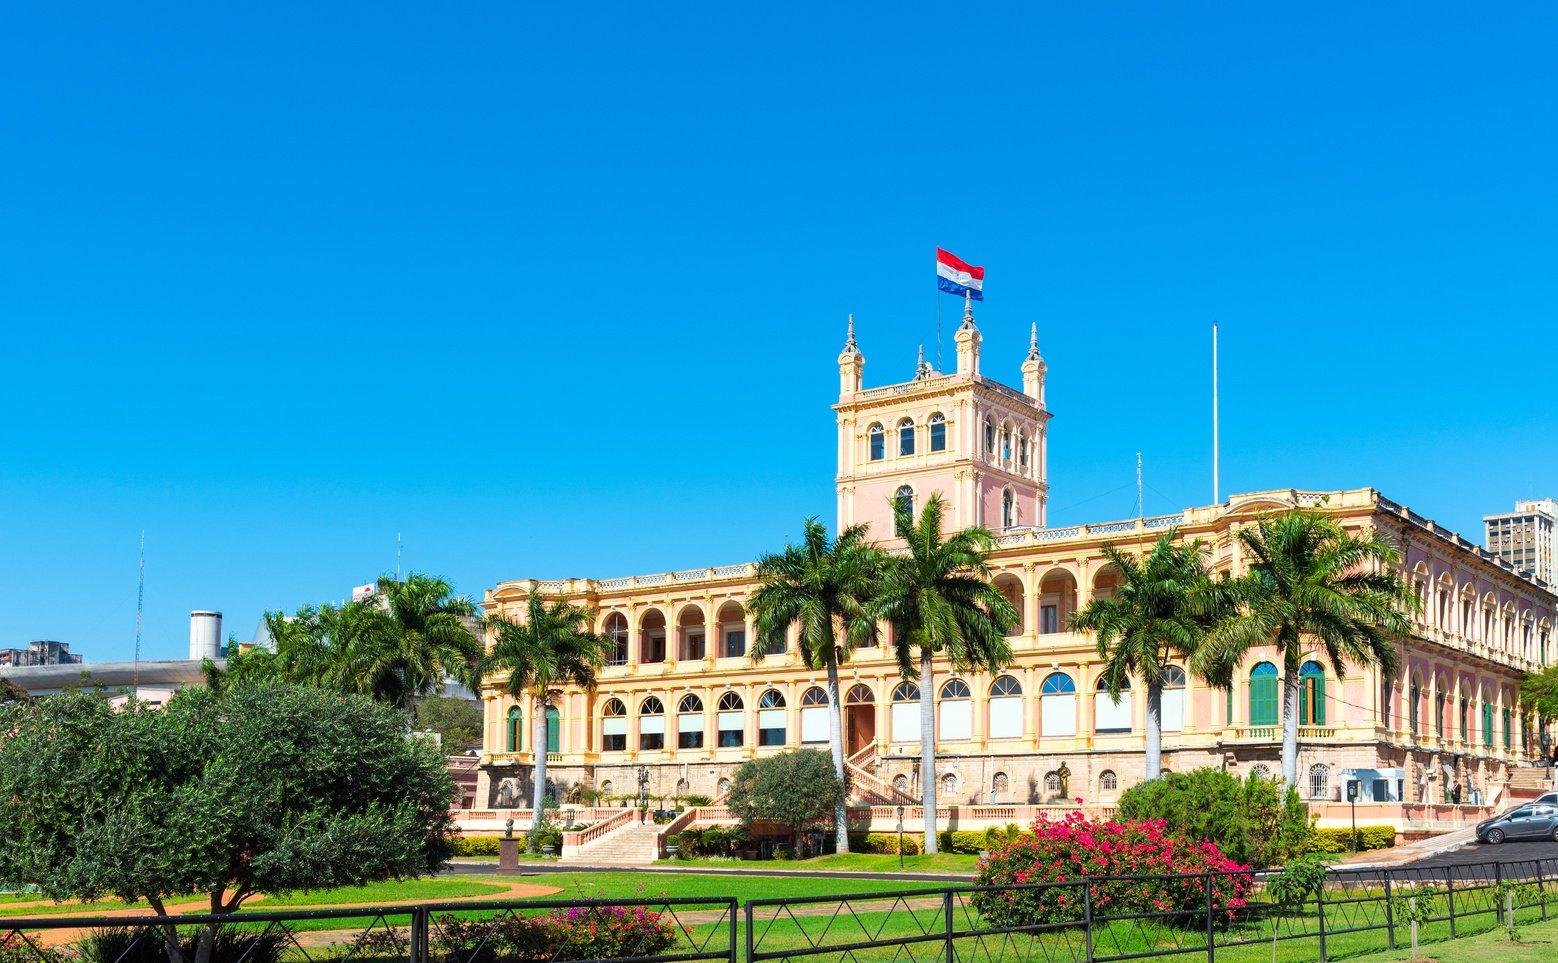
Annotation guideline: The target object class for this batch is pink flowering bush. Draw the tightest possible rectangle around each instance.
[972,812,1253,928]
[436,906,679,963]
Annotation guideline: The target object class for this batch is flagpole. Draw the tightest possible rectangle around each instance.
[1212,320,1220,505]
[935,248,943,372]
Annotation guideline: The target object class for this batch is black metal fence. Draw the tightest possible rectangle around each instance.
[746,857,1558,963]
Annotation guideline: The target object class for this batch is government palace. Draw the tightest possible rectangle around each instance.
[473,298,1557,833]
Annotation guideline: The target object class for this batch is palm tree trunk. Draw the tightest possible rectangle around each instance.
[919,645,938,855]
[825,653,851,854]
[530,696,547,853]
[1281,669,1301,790]
[1145,681,1163,780]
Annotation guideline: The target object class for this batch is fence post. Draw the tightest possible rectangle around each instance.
[1383,872,1395,951]
[1083,879,1095,963]
[728,898,737,963]
[745,900,755,963]
[1506,889,1515,941]
[944,890,955,963]
[1204,871,1215,963]
[1543,860,1551,922]
[1409,897,1419,960]
[1495,861,1504,923]
[1316,874,1327,963]
[1445,865,1456,939]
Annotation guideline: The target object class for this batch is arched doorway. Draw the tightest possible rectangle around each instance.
[845,684,876,755]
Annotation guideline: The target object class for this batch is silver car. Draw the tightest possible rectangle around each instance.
[1477,803,1558,844]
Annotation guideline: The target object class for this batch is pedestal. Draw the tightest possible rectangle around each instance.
[498,838,519,871]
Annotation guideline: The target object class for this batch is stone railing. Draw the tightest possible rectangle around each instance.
[978,378,1038,409]
[858,376,952,399]
[561,807,639,851]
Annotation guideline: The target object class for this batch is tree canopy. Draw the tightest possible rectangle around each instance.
[0,681,456,963]
[724,749,846,846]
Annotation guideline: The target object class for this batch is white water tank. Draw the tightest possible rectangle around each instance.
[189,611,223,661]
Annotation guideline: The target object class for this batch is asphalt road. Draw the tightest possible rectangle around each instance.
[1393,838,1558,879]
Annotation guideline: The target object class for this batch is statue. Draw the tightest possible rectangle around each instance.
[503,818,514,839]
[1056,762,1071,799]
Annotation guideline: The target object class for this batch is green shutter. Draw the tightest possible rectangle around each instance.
[1483,703,1494,747]
[508,709,522,752]
[1250,672,1278,727]
[1410,686,1419,734]
[1226,687,1233,725]
[546,706,561,753]
[1503,709,1511,749]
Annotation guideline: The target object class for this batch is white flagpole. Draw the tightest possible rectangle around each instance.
[1212,321,1220,505]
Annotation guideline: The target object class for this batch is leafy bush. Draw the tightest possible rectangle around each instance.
[682,794,714,807]
[847,833,922,855]
[1305,826,1396,853]
[78,927,285,963]
[1115,767,1310,868]
[0,940,66,963]
[725,750,845,841]
[936,831,1001,854]
[972,812,1253,927]
[526,828,563,852]
[452,836,503,857]
[436,906,677,963]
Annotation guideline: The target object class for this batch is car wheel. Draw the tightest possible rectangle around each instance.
[1487,828,1505,844]
[1552,826,1558,843]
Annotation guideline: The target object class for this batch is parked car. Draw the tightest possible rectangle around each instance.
[1535,791,1558,807]
[1476,803,1558,843]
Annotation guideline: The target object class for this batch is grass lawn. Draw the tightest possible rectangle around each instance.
[655,852,977,875]
[507,872,940,903]
[261,879,509,907]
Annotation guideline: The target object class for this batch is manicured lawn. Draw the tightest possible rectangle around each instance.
[506,872,939,903]
[656,852,978,875]
[262,879,509,906]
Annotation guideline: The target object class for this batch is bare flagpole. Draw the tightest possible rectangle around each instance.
[133,530,144,695]
[1212,321,1220,505]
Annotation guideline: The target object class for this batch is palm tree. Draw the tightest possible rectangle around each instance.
[1198,511,1418,788]
[1071,533,1233,780]
[484,595,611,851]
[346,573,486,719]
[747,517,883,855]
[870,493,1017,854]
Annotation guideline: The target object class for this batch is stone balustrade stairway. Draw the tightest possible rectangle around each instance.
[561,819,662,865]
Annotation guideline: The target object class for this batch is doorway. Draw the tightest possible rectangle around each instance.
[845,684,876,756]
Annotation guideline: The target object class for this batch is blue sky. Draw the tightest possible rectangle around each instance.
[3,3,1555,662]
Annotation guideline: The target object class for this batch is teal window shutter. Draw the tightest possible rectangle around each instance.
[1249,663,1278,727]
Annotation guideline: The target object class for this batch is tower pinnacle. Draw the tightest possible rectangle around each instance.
[844,313,859,353]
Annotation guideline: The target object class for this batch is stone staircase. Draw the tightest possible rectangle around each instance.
[1508,767,1554,793]
[845,752,917,806]
[562,820,662,865]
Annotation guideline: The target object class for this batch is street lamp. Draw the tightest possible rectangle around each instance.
[1346,778,1360,853]
[896,805,906,871]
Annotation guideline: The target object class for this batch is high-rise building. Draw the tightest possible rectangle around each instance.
[0,640,83,667]
[1484,499,1558,584]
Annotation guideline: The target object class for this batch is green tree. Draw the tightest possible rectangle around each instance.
[1520,665,1558,722]
[870,492,1017,854]
[724,749,846,848]
[1114,767,1311,868]
[747,517,882,854]
[0,677,30,702]
[416,693,484,749]
[484,595,610,852]
[1071,533,1233,779]
[0,681,455,963]
[1199,511,1417,788]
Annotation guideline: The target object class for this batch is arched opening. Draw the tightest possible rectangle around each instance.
[716,777,731,796]
[1435,675,1448,737]
[603,612,629,666]
[1409,672,1421,735]
[1308,764,1330,800]
[992,572,1025,635]
[890,682,920,743]
[1249,662,1278,728]
[992,772,1009,799]
[757,689,786,746]
[1040,672,1077,737]
[800,686,829,745]
[1000,424,1011,462]
[544,704,560,754]
[1300,662,1326,726]
[1094,676,1131,734]
[717,692,744,747]
[507,706,522,752]
[940,772,958,797]
[601,698,627,752]
[639,696,665,751]
[898,417,916,456]
[1019,430,1029,468]
[1099,771,1118,793]
[1483,690,1494,747]
[1037,568,1077,634]
[929,413,947,452]
[639,609,666,664]
[677,605,706,661]
[1161,666,1187,732]
[1091,565,1122,601]
[677,694,705,750]
[939,679,972,741]
[845,684,876,756]
[988,676,1023,739]
[717,601,746,658]
[868,423,884,461]
[984,415,996,456]
[894,485,915,520]
[1001,488,1015,529]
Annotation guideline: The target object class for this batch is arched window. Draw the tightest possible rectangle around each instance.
[1044,771,1061,795]
[1100,771,1118,792]
[757,690,786,746]
[868,423,885,461]
[1503,706,1512,748]
[1300,662,1326,726]
[1002,489,1014,529]
[929,413,947,452]
[1019,431,1029,468]
[984,415,996,455]
[675,778,689,797]
[1409,674,1421,734]
[898,418,915,456]
[1251,764,1272,781]
[992,772,1009,795]
[891,682,921,742]
[800,686,829,744]
[939,679,972,741]
[1308,764,1330,800]
[507,706,523,752]
[1249,662,1279,727]
[893,774,910,794]
[639,697,665,751]
[1435,685,1447,737]
[601,698,627,752]
[846,684,874,704]
[894,485,915,518]
[1041,672,1077,737]
[1483,697,1494,747]
[677,694,705,750]
[600,779,614,797]
[604,612,629,666]
[717,692,744,747]
[1162,666,1187,732]
[1460,695,1470,742]
[716,777,731,796]
[544,704,560,754]
[1001,426,1011,461]
[940,772,958,795]
[1095,676,1132,734]
[989,676,1023,739]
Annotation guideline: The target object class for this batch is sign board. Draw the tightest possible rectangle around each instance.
[352,583,376,602]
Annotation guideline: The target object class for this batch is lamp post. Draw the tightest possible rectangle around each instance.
[1347,778,1359,853]
[896,805,906,871]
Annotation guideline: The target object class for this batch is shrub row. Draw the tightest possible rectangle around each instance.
[436,907,676,962]
[452,827,576,857]
[847,833,922,855]
[667,825,754,857]
[1305,826,1396,853]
